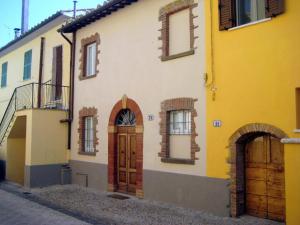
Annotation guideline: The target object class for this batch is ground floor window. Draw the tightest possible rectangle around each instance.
[159,98,199,164]
[78,107,98,155]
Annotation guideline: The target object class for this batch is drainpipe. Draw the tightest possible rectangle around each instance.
[60,30,76,150]
[37,37,45,108]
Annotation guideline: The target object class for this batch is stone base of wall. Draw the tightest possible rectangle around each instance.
[144,170,230,217]
[25,164,69,188]
[69,160,107,191]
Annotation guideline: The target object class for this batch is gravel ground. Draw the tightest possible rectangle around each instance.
[28,185,285,225]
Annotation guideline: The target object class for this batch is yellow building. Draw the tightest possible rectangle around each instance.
[0,12,71,187]
[205,0,300,223]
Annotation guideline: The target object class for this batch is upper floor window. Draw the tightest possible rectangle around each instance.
[219,0,284,30]
[85,42,97,77]
[23,50,32,80]
[79,33,100,80]
[159,0,198,61]
[1,62,8,88]
[236,0,266,26]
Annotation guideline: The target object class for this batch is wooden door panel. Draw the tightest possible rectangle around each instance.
[268,197,285,214]
[246,137,266,164]
[246,180,267,196]
[270,137,284,164]
[246,168,266,181]
[128,134,136,193]
[246,194,267,218]
[246,135,285,222]
[118,135,127,168]
[117,128,137,194]
[129,135,136,170]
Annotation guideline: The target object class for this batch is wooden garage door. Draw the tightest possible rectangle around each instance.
[245,135,285,222]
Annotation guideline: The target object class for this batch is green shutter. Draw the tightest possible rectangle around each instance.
[23,50,32,80]
[1,62,7,88]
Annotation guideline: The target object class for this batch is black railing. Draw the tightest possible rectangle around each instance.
[0,82,69,144]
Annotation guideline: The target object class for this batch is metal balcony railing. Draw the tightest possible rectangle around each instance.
[0,82,69,144]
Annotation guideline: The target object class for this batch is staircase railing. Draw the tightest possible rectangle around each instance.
[0,82,69,144]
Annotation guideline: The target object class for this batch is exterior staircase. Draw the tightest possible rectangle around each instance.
[0,82,69,145]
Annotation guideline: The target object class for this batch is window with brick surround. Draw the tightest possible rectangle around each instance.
[296,88,300,129]
[78,107,99,155]
[79,33,100,80]
[159,0,198,61]
[159,98,200,164]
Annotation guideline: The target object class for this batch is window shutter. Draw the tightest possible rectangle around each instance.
[265,0,284,18]
[219,0,236,31]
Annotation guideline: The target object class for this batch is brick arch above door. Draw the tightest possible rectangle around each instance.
[107,95,144,198]
[228,123,288,217]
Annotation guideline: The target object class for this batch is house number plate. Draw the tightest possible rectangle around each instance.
[148,114,154,121]
[213,120,222,127]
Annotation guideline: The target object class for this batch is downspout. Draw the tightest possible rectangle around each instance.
[37,37,45,108]
[60,30,76,150]
[205,0,217,101]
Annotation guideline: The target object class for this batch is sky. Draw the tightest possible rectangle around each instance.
[0,0,104,47]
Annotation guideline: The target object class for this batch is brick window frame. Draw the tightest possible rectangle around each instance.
[78,107,99,155]
[79,33,100,80]
[159,98,200,164]
[159,0,198,61]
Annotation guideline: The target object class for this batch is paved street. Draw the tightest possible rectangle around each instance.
[0,189,90,225]
[0,183,285,225]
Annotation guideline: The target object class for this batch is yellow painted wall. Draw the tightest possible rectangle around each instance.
[284,143,300,225]
[0,22,70,119]
[6,138,25,185]
[0,18,71,163]
[206,0,300,179]
[13,109,68,166]
[29,109,68,165]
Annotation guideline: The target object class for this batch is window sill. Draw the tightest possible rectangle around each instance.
[294,129,300,133]
[79,74,97,81]
[161,50,195,62]
[78,151,97,156]
[161,157,195,165]
[228,18,272,31]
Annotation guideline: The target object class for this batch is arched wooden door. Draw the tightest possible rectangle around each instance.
[245,135,285,222]
[116,109,137,194]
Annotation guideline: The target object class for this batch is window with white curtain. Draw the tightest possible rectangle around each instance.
[84,116,94,152]
[236,0,266,26]
[86,42,96,77]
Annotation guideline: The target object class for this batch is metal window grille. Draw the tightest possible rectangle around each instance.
[169,110,191,135]
[84,116,94,152]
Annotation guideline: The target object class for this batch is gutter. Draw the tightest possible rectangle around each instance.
[59,30,76,150]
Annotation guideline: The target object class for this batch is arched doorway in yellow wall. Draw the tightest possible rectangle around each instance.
[228,123,287,222]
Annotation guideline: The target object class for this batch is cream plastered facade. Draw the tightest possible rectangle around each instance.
[71,0,207,176]
[0,16,71,162]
